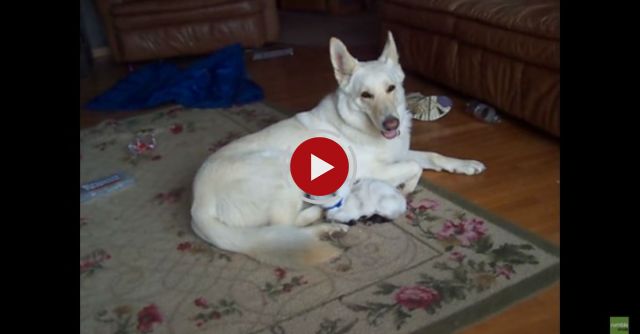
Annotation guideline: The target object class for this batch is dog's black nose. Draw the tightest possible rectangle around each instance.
[383,117,399,131]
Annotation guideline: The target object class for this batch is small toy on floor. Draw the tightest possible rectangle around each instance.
[466,100,501,123]
[128,132,157,157]
[251,45,294,60]
[324,178,406,226]
[406,92,453,121]
[81,172,135,203]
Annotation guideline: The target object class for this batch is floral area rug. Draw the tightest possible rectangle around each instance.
[80,103,559,334]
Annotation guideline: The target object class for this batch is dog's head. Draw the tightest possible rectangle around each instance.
[330,31,407,140]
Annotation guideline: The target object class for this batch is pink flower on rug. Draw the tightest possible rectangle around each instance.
[154,188,185,205]
[457,218,487,246]
[436,218,487,246]
[274,267,286,280]
[449,251,466,262]
[137,304,163,333]
[405,209,416,221]
[496,265,514,280]
[409,198,439,211]
[80,249,111,274]
[190,298,241,326]
[436,220,456,239]
[170,123,183,134]
[177,242,192,251]
[164,190,181,203]
[394,286,440,310]
[80,259,95,271]
[194,297,208,308]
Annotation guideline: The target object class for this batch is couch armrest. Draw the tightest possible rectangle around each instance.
[94,0,127,61]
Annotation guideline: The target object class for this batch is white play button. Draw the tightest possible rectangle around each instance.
[310,154,334,181]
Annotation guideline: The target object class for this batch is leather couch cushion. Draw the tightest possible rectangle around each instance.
[113,0,263,31]
[383,0,559,69]
[113,0,243,16]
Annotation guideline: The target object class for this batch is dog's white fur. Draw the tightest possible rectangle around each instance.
[191,32,485,267]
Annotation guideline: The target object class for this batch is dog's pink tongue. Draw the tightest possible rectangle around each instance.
[382,129,398,139]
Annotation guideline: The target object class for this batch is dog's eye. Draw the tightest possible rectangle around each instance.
[387,85,396,93]
[361,91,373,99]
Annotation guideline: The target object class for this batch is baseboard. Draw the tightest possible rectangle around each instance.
[91,47,111,59]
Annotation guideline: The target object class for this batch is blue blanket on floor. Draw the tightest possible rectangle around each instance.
[85,44,263,110]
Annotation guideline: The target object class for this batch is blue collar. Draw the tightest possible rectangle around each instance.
[325,198,344,211]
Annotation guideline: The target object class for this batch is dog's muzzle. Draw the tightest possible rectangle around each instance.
[381,116,400,139]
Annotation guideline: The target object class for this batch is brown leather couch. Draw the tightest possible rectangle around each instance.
[279,0,365,14]
[380,0,560,136]
[96,0,280,63]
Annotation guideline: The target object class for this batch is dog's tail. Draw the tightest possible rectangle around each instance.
[191,218,342,268]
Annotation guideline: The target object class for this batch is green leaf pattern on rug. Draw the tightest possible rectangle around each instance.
[315,318,359,334]
[176,241,232,262]
[80,249,111,278]
[342,283,443,330]
[191,297,242,328]
[94,139,117,151]
[260,267,309,301]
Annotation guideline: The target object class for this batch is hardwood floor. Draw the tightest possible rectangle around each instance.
[80,46,559,334]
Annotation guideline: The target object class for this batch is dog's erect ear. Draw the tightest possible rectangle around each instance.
[379,31,399,64]
[330,37,359,86]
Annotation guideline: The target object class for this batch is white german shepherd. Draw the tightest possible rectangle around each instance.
[191,32,485,267]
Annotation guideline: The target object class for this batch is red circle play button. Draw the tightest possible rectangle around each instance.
[290,137,350,196]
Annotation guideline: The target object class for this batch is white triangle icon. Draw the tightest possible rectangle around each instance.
[311,154,334,181]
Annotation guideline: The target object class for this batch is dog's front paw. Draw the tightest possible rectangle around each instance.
[313,223,350,240]
[451,160,486,175]
[327,223,350,237]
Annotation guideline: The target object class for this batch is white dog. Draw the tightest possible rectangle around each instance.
[191,32,485,267]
